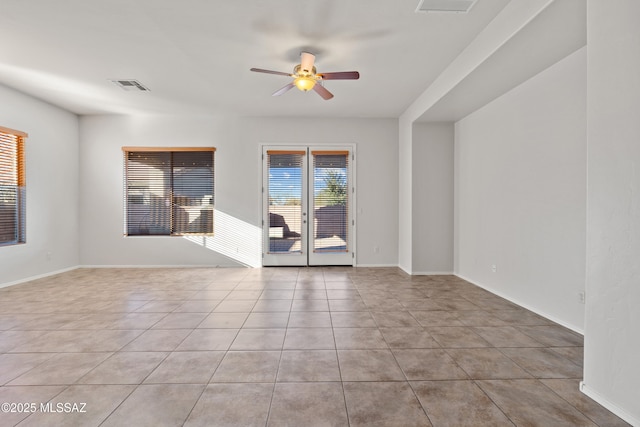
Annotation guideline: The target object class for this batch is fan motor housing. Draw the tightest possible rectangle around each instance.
[294,64,317,77]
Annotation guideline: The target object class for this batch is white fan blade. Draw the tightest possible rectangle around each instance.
[272,83,295,96]
[250,68,292,77]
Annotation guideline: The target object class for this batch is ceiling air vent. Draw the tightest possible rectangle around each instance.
[415,0,478,13]
[110,79,150,91]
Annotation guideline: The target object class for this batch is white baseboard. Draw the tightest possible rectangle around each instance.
[580,382,639,426]
[395,265,454,276]
[78,264,243,269]
[398,264,411,275]
[355,263,399,268]
[0,266,79,289]
[411,271,455,276]
[455,273,584,335]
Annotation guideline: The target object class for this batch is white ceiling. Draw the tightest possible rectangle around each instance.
[0,0,513,117]
[0,0,584,120]
[417,0,586,122]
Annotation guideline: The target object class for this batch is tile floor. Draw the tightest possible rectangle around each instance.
[0,267,630,426]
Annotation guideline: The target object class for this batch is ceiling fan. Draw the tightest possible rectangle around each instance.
[250,52,360,100]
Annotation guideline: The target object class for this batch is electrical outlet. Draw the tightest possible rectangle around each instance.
[373,246,379,254]
[491,264,497,273]
[578,291,586,304]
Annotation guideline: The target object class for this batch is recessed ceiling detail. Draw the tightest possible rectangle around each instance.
[415,0,478,13]
[109,79,150,91]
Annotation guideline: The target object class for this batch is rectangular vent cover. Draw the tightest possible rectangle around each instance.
[110,79,150,91]
[415,0,478,13]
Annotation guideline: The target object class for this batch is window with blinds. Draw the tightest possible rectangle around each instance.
[123,147,215,236]
[267,150,304,254]
[312,151,348,253]
[0,126,27,246]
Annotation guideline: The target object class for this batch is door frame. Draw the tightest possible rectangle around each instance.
[261,144,356,267]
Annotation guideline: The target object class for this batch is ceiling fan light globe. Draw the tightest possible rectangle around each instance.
[294,76,316,92]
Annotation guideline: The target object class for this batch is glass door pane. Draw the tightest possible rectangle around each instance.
[263,148,308,266]
[309,149,353,266]
[312,152,348,252]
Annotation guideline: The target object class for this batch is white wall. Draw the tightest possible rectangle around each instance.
[583,1,640,423]
[454,47,587,331]
[244,117,399,267]
[79,115,248,267]
[0,84,80,286]
[79,115,398,267]
[412,122,454,274]
[398,117,413,273]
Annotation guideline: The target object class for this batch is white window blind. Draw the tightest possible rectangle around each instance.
[0,126,27,246]
[123,147,215,236]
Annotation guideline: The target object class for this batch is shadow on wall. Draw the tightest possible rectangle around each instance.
[183,209,262,267]
[183,207,346,266]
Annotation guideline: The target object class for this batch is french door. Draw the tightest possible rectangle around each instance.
[262,146,354,266]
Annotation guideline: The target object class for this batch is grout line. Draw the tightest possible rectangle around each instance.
[329,290,352,427]
[472,379,518,427]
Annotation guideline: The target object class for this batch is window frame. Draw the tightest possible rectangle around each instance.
[122,146,215,237]
[0,125,27,247]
